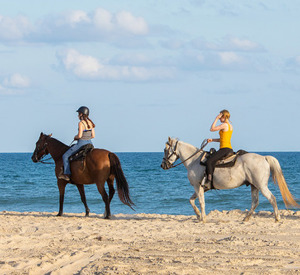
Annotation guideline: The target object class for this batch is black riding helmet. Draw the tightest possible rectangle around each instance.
[76,106,89,116]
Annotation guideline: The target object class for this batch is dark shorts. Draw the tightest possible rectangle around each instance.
[206,147,233,176]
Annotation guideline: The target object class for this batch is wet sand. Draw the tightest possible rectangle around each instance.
[0,210,299,274]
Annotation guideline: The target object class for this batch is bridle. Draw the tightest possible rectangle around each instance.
[163,140,179,164]
[163,139,208,169]
[33,139,54,164]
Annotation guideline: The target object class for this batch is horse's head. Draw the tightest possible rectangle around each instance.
[161,137,180,170]
[31,132,52,163]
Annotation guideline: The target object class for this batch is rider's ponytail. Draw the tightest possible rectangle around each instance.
[81,114,95,129]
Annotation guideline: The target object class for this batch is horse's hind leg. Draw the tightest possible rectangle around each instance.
[96,180,111,219]
[244,185,259,222]
[107,176,115,204]
[76,184,90,217]
[260,186,280,222]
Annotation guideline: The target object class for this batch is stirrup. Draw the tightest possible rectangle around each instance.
[58,174,70,181]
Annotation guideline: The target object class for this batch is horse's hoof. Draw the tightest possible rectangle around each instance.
[57,213,63,217]
[243,216,250,222]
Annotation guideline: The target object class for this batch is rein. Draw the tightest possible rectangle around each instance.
[167,139,208,169]
[38,156,55,165]
[36,139,75,165]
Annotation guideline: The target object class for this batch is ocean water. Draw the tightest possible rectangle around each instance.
[0,152,299,216]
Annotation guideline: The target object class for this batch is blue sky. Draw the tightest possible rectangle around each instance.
[1,0,300,152]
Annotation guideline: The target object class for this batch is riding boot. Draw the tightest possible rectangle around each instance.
[201,174,212,190]
[58,167,71,181]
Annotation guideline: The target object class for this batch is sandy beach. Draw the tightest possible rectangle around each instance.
[0,210,299,275]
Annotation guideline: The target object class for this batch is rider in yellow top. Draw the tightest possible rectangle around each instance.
[204,109,233,187]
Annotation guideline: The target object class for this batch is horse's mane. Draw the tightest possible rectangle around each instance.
[48,137,70,160]
[176,139,199,151]
[50,137,69,149]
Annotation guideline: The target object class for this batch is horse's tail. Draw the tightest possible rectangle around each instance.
[108,153,135,209]
[265,156,299,208]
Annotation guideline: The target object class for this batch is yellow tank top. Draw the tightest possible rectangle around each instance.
[219,122,233,149]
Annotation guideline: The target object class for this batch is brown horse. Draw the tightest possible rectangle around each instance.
[31,133,134,218]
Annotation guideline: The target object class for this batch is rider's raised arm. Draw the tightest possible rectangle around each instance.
[210,113,227,132]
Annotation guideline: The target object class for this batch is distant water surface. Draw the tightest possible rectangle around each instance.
[0,152,299,215]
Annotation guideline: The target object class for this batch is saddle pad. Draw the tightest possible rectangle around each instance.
[69,144,94,162]
[200,149,248,168]
[215,150,248,168]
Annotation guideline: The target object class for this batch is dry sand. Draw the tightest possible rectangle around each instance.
[0,210,299,274]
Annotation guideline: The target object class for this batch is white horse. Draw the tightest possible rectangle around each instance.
[161,137,299,223]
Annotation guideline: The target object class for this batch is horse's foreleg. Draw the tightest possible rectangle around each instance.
[190,192,201,221]
[243,184,259,222]
[198,185,206,223]
[76,184,90,217]
[57,180,67,216]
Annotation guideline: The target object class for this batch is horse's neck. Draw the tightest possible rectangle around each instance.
[177,141,199,168]
[48,138,69,162]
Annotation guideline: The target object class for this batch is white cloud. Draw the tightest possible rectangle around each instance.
[191,36,263,52]
[62,49,102,77]
[65,10,90,26]
[36,8,148,42]
[3,73,31,88]
[0,80,27,95]
[0,8,149,44]
[179,50,251,71]
[219,52,244,65]
[93,8,114,32]
[59,49,175,81]
[0,15,32,40]
[116,11,148,35]
[228,37,262,51]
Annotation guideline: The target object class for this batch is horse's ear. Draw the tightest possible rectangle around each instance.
[40,132,43,137]
[168,136,171,143]
[49,133,52,137]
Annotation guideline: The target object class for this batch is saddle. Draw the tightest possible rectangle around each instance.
[69,144,94,162]
[200,149,248,168]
